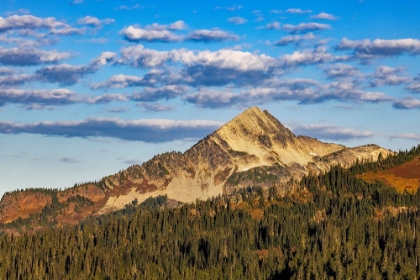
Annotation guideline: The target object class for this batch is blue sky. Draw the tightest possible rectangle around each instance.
[0,0,419,197]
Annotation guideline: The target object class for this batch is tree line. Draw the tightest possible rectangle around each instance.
[0,145,419,279]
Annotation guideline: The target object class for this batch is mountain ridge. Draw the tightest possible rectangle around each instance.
[0,106,393,225]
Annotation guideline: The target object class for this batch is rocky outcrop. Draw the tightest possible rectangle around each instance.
[0,106,394,225]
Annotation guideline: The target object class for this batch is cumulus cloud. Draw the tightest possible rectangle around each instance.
[306,88,393,104]
[282,22,331,34]
[120,21,238,43]
[305,79,394,104]
[369,66,412,87]
[117,46,282,87]
[286,8,312,14]
[119,21,187,42]
[280,47,331,67]
[406,82,420,93]
[262,78,319,89]
[184,82,316,108]
[274,33,315,46]
[0,15,82,35]
[0,34,58,48]
[118,45,171,68]
[392,99,420,109]
[92,74,155,89]
[77,16,115,27]
[228,17,248,25]
[0,67,14,75]
[177,49,279,86]
[261,21,281,30]
[168,20,188,30]
[292,124,375,141]
[324,64,362,79]
[143,21,187,31]
[0,15,63,32]
[184,81,392,109]
[90,51,117,66]
[118,46,278,85]
[35,64,94,86]
[184,89,239,108]
[87,93,128,104]
[186,29,239,42]
[310,12,338,20]
[0,47,71,66]
[337,38,420,60]
[136,102,174,112]
[0,88,79,107]
[0,74,34,86]
[0,118,223,142]
[121,25,182,42]
[130,85,188,102]
[0,88,126,108]
[35,52,116,86]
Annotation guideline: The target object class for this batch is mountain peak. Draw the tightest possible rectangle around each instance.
[214,106,295,148]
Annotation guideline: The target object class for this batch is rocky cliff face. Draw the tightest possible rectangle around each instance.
[0,106,393,224]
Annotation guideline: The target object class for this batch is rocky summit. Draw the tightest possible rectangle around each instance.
[0,106,392,224]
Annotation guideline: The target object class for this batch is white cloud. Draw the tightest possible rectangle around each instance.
[406,82,420,93]
[310,12,338,20]
[120,25,182,42]
[0,15,82,35]
[393,99,420,109]
[131,85,188,102]
[168,20,188,30]
[0,47,71,66]
[228,17,248,25]
[0,88,78,107]
[324,64,362,79]
[186,29,239,42]
[292,124,376,140]
[280,47,331,67]
[116,4,142,10]
[337,38,420,59]
[92,74,153,89]
[369,66,412,87]
[137,102,174,112]
[77,16,115,27]
[286,8,312,14]
[283,22,331,33]
[118,45,171,68]
[274,33,315,46]
[0,118,223,142]
[118,45,278,72]
[264,21,281,30]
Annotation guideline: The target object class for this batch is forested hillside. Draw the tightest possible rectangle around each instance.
[0,145,419,279]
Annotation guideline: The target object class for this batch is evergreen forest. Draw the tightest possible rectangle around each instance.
[0,145,420,279]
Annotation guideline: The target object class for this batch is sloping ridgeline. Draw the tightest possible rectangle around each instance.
[0,145,419,279]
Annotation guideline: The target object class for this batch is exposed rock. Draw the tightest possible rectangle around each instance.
[0,106,394,225]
